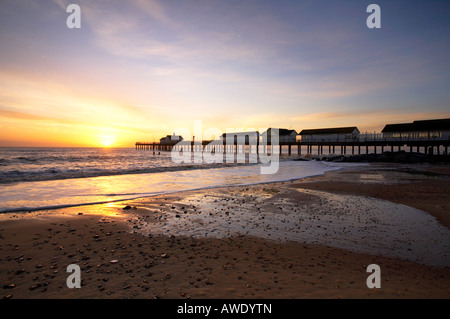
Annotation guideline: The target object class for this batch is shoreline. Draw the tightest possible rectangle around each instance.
[1,163,449,299]
[0,159,345,214]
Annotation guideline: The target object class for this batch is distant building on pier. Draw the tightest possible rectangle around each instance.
[299,127,360,143]
[260,128,298,143]
[160,133,183,144]
[382,118,450,139]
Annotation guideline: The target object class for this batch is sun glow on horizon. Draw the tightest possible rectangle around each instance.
[98,134,116,148]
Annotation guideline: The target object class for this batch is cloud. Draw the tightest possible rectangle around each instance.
[0,108,76,124]
[68,0,393,103]
[133,0,175,27]
[51,0,68,10]
[77,0,280,67]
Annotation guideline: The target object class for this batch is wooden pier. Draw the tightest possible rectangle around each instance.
[136,138,450,156]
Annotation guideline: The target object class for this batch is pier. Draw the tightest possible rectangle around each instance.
[136,137,450,156]
[136,118,450,157]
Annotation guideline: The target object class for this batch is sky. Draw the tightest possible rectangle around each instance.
[0,0,449,147]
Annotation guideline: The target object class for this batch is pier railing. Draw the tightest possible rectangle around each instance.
[136,134,450,156]
[300,134,449,143]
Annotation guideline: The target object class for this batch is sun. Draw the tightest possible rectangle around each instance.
[98,134,116,148]
[102,139,114,147]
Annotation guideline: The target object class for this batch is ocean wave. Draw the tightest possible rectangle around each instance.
[0,160,345,214]
[0,162,257,184]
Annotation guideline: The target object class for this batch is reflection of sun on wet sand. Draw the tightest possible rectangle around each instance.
[1,164,449,299]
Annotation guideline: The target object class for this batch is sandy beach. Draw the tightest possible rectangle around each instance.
[1,163,449,299]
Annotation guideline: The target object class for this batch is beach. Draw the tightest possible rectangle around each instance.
[1,163,449,299]
[2,0,450,305]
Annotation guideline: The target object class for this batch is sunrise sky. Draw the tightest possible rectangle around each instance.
[0,0,449,147]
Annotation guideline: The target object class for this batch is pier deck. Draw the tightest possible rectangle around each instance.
[136,138,450,156]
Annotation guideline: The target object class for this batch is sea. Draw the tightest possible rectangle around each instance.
[0,147,349,214]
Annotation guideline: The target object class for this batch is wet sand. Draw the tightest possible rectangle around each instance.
[1,163,449,299]
[291,164,450,229]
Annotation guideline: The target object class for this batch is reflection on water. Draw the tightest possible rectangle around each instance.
[359,174,386,182]
[0,161,356,213]
[137,188,450,267]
